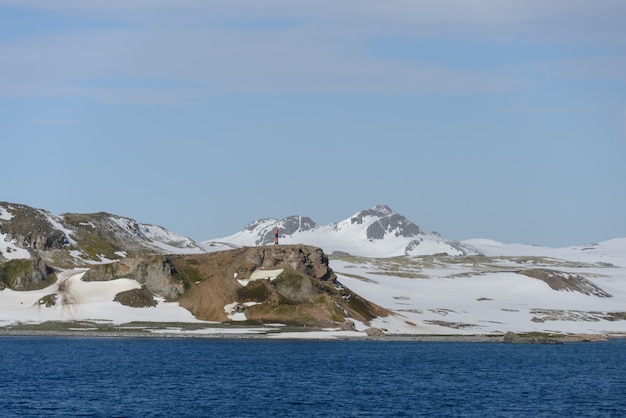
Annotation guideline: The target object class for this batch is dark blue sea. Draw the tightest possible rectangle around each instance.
[1,337,625,417]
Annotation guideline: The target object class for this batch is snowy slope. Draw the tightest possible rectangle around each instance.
[465,238,626,266]
[332,238,626,335]
[0,269,202,327]
[207,204,479,258]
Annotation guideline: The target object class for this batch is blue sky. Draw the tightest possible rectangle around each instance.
[1,1,625,247]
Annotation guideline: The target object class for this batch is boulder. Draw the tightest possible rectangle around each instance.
[244,245,336,282]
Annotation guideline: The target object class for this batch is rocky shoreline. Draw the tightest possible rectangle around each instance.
[0,328,620,343]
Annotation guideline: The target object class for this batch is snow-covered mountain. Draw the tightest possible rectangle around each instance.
[208,204,480,257]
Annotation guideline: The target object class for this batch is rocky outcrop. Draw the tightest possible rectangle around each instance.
[82,255,185,300]
[0,202,69,251]
[0,257,57,291]
[503,331,563,344]
[272,270,315,304]
[114,286,158,308]
[132,257,185,300]
[7,230,69,251]
[243,245,336,282]
[80,245,337,308]
[166,245,389,325]
[517,269,612,298]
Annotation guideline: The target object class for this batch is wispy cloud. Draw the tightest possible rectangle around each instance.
[0,1,625,104]
[29,118,81,125]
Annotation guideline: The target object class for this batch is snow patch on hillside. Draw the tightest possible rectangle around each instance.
[0,205,13,220]
[139,223,206,254]
[0,205,31,260]
[0,232,31,260]
[0,269,201,326]
[44,213,77,245]
[238,269,284,287]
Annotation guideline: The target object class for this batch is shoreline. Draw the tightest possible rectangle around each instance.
[1,328,621,343]
[0,328,497,341]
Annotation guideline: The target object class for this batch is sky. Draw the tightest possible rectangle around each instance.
[1,1,625,247]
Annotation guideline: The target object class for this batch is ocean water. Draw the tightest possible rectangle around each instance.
[1,337,625,417]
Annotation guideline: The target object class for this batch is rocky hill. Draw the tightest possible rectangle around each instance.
[7,244,386,328]
[0,201,207,266]
[171,245,386,326]
[0,202,387,329]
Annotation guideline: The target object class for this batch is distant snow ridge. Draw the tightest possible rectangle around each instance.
[244,216,319,246]
[210,204,480,258]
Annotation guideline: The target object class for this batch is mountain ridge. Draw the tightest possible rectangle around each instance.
[0,201,207,265]
[2,201,624,263]
[209,204,481,257]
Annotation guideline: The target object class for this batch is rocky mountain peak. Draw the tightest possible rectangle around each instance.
[344,204,423,240]
[349,204,395,225]
[280,216,318,234]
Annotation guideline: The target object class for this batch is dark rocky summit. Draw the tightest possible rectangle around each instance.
[351,205,423,240]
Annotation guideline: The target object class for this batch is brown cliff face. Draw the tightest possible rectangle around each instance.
[221,245,336,282]
[168,245,387,326]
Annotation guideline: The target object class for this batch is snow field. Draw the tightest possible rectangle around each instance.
[332,248,626,335]
[0,269,201,326]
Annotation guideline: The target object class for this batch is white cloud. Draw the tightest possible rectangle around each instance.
[3,0,626,43]
[0,1,624,103]
[29,118,81,125]
[0,24,522,103]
